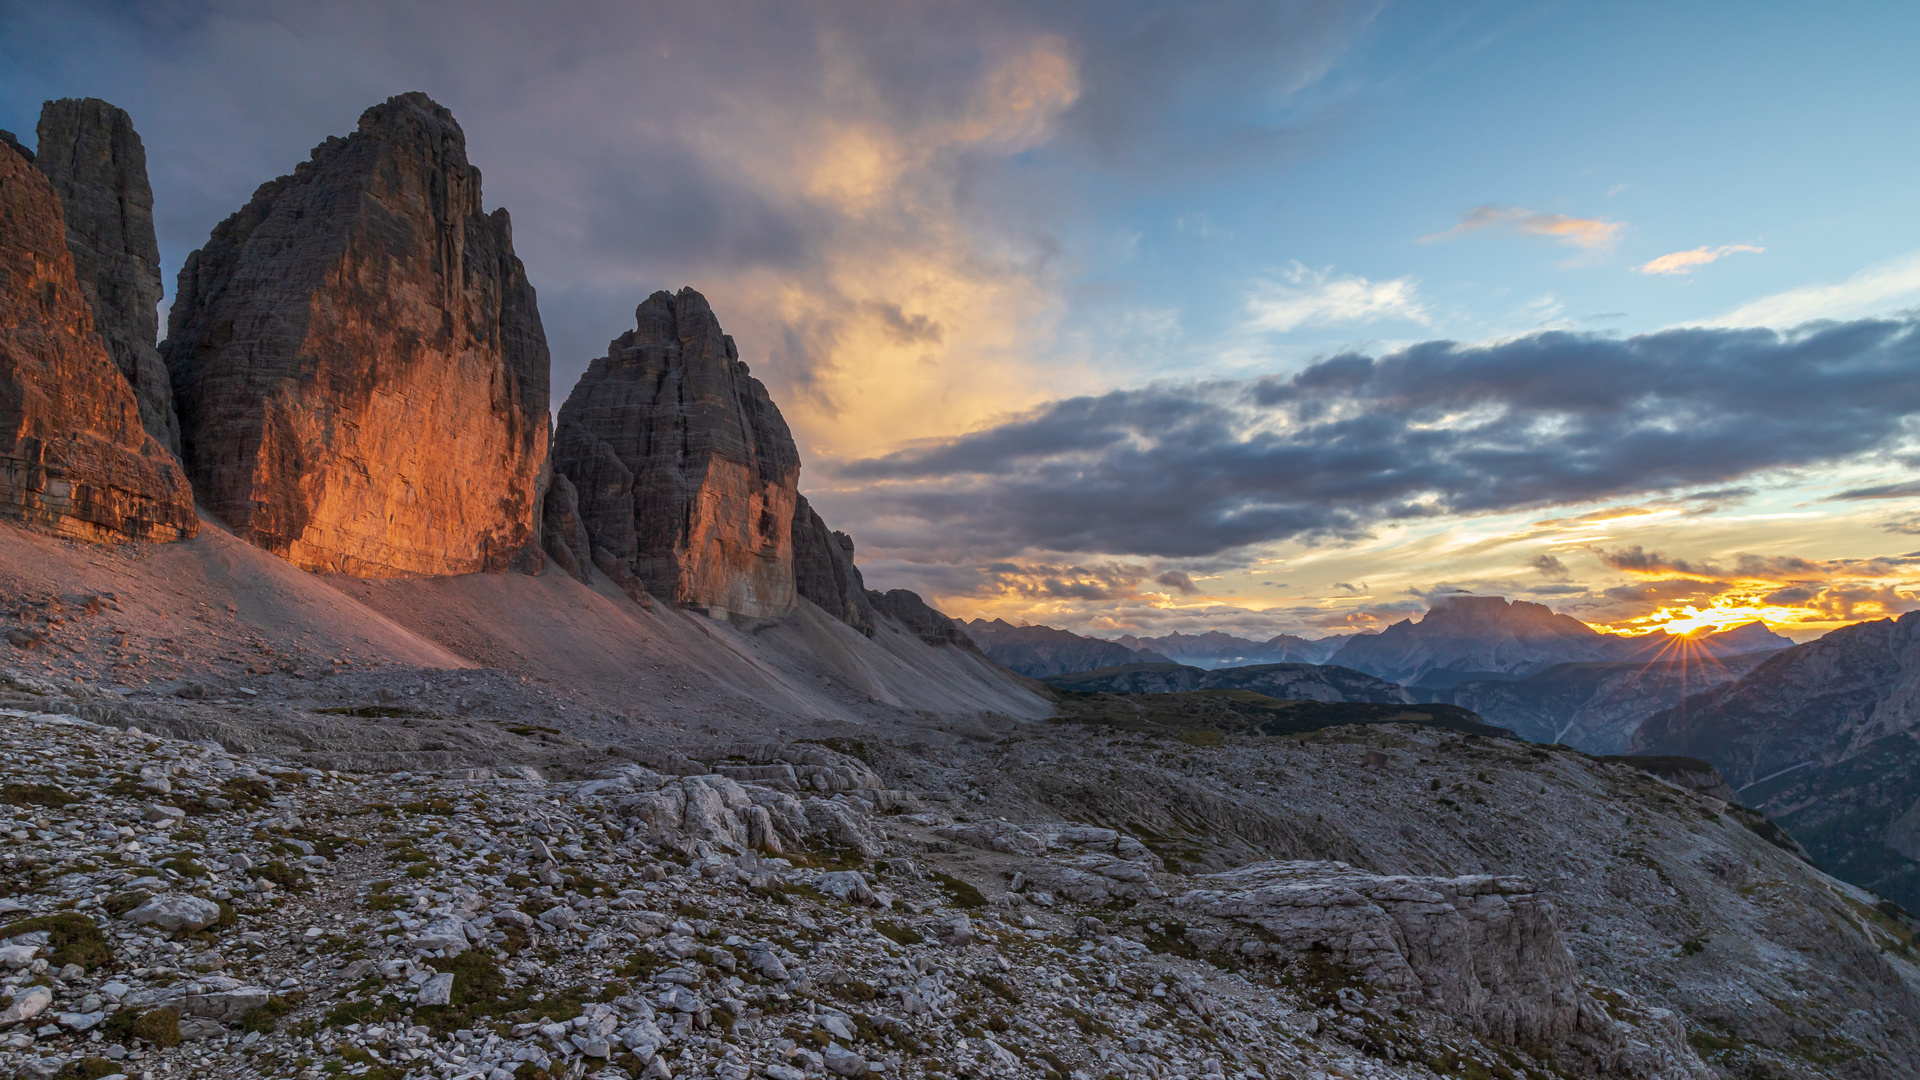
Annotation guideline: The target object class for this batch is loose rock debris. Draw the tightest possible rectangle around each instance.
[0,710,1818,1080]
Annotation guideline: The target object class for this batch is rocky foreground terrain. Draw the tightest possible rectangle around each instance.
[0,659,1915,1080]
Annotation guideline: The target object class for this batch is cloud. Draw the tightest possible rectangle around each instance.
[831,316,1920,558]
[1838,481,1920,500]
[1419,204,1623,250]
[1155,570,1199,594]
[1715,249,1920,328]
[1246,263,1429,332]
[1530,554,1570,578]
[1594,545,1920,584]
[1635,244,1763,276]
[1583,544,1920,630]
[0,0,1377,461]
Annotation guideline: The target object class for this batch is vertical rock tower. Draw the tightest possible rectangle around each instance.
[0,137,196,541]
[551,288,800,617]
[162,92,550,576]
[33,98,179,455]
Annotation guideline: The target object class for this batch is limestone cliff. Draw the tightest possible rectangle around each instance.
[33,98,179,455]
[791,494,873,634]
[868,588,975,648]
[161,92,549,576]
[0,138,196,542]
[551,288,799,616]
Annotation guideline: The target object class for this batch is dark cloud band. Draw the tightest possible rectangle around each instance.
[835,317,1920,557]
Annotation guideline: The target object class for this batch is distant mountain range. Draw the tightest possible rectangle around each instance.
[971,596,1789,688]
[1112,630,1356,668]
[1327,595,1791,687]
[966,621,1358,677]
[964,619,1174,677]
[1631,610,1920,910]
[1042,661,1411,702]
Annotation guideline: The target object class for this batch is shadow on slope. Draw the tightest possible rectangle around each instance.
[1049,686,1508,742]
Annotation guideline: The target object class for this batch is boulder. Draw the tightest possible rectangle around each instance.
[122,893,222,933]
[747,944,790,982]
[1177,861,1578,1044]
[33,98,179,453]
[613,772,883,859]
[823,1042,870,1077]
[551,288,799,617]
[933,914,974,948]
[412,916,471,954]
[416,971,454,1006]
[161,92,549,576]
[0,137,197,542]
[173,982,269,1023]
[0,986,50,1026]
[815,871,876,906]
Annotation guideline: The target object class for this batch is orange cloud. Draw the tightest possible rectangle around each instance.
[1635,244,1763,276]
[673,36,1087,462]
[1585,545,1920,636]
[1419,204,1624,251]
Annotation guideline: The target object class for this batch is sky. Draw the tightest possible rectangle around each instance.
[6,0,1920,643]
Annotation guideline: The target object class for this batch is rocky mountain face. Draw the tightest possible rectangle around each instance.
[791,494,875,634]
[161,92,550,577]
[1330,596,1619,685]
[869,589,974,648]
[33,98,179,455]
[1115,629,1344,668]
[0,135,196,543]
[1632,611,1920,909]
[1331,596,1790,687]
[551,288,799,617]
[1430,651,1776,754]
[965,619,1169,677]
[1044,661,1412,702]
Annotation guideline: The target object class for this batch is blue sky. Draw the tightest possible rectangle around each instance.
[1050,1,1920,382]
[6,1,1919,641]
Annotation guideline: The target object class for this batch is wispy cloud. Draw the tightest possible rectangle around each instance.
[1635,243,1763,276]
[1716,250,1920,327]
[1419,204,1624,250]
[1246,263,1429,332]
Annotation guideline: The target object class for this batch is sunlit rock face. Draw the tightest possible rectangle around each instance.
[0,137,196,542]
[161,92,550,576]
[553,288,800,617]
[33,98,179,456]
